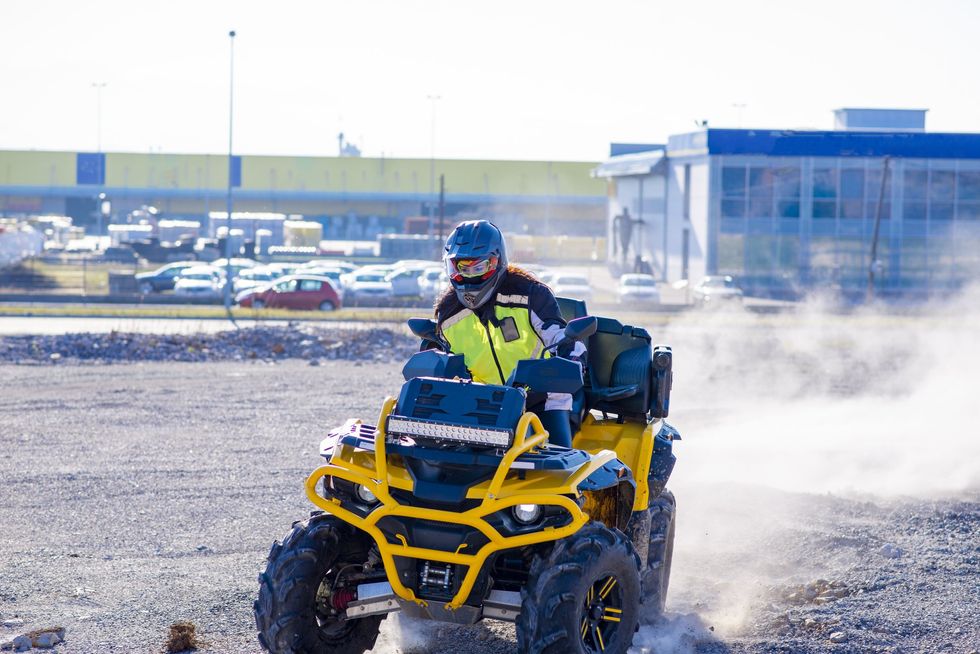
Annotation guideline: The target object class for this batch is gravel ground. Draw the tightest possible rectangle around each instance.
[1,306,978,653]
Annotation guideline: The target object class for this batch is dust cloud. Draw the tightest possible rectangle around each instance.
[631,287,980,652]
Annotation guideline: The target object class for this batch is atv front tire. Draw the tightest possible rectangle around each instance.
[254,514,384,654]
[517,522,641,654]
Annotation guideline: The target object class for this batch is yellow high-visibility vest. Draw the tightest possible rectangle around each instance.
[440,293,546,384]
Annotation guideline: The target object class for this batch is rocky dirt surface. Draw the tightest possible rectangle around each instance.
[0,359,976,653]
[1,304,978,653]
[0,325,416,365]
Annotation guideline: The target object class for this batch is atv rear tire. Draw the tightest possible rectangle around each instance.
[643,490,676,614]
[254,514,384,654]
[517,522,641,654]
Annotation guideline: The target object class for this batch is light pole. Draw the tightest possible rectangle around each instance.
[427,94,440,250]
[91,82,107,152]
[731,103,746,128]
[223,30,236,311]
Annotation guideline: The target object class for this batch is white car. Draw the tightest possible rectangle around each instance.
[386,267,425,298]
[211,257,258,278]
[302,267,348,297]
[617,274,661,304]
[549,273,593,301]
[173,266,224,298]
[265,262,298,278]
[692,275,744,305]
[418,267,448,301]
[301,260,358,275]
[233,267,278,294]
[343,271,393,302]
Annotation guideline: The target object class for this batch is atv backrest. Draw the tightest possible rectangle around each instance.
[581,317,674,423]
[554,296,672,422]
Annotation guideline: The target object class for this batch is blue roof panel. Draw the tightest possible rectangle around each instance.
[703,129,980,159]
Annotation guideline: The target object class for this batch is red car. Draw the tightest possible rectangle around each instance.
[238,275,342,311]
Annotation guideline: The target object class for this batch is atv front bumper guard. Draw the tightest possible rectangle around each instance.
[304,397,615,612]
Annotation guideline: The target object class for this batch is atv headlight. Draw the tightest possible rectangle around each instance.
[512,504,542,524]
[355,483,379,505]
[386,416,512,448]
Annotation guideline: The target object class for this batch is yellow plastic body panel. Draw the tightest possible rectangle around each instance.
[572,414,656,512]
[305,398,610,611]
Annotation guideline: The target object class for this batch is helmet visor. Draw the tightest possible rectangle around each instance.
[447,255,499,284]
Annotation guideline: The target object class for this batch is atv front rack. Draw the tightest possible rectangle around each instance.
[304,397,611,611]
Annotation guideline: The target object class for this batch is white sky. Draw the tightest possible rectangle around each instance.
[2,0,978,161]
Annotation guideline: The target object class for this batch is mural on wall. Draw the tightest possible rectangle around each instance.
[611,205,655,276]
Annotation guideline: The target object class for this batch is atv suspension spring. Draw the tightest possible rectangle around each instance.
[331,588,357,610]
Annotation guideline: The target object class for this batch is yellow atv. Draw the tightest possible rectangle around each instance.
[255,301,679,654]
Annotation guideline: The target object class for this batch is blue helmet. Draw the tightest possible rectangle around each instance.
[444,220,508,310]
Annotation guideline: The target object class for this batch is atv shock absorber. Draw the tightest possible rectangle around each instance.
[331,588,357,611]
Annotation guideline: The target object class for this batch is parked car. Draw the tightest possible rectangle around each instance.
[264,262,298,278]
[617,274,661,304]
[173,266,224,298]
[521,264,553,281]
[237,274,342,311]
[233,267,279,294]
[135,261,199,294]
[301,267,348,297]
[692,275,744,305]
[343,270,393,302]
[210,257,258,278]
[549,273,593,300]
[386,267,427,298]
[418,267,447,301]
[301,260,358,275]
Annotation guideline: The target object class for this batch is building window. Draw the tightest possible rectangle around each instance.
[721,165,746,218]
[717,234,744,274]
[957,171,980,220]
[773,167,801,218]
[748,167,773,218]
[930,171,955,221]
[903,169,928,221]
[840,168,865,219]
[812,166,838,219]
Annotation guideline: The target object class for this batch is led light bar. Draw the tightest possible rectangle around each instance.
[387,416,512,448]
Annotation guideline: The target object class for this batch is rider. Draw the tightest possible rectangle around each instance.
[434,220,586,448]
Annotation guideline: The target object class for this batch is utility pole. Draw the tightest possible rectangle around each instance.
[426,94,440,245]
[867,156,891,302]
[436,174,446,258]
[91,82,107,152]
[223,30,236,312]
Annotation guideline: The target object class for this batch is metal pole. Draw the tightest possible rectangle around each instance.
[91,82,106,152]
[427,95,440,246]
[867,156,890,301]
[437,174,445,257]
[223,30,236,311]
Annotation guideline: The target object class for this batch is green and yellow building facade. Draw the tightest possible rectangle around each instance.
[0,150,605,237]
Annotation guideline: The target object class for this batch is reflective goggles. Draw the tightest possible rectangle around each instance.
[447,255,499,283]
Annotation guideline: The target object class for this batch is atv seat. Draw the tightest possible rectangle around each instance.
[555,297,671,423]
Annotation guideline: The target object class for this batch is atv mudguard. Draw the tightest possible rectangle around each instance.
[573,415,678,512]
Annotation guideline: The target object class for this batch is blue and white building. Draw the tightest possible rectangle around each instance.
[595,109,980,297]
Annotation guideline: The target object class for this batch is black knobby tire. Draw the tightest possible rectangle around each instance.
[254,514,384,654]
[643,490,676,614]
[517,522,641,654]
